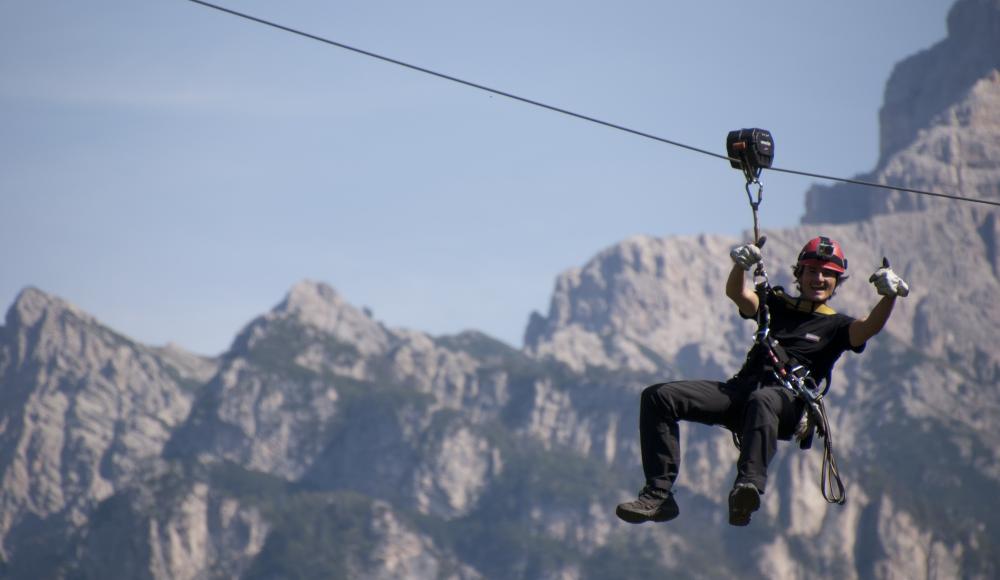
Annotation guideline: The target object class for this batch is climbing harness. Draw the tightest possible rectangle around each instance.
[729,128,847,505]
[752,285,847,505]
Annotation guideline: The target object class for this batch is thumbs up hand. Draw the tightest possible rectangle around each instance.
[869,258,909,297]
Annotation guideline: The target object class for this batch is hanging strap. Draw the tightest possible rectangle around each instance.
[746,180,764,247]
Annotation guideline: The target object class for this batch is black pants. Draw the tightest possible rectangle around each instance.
[639,378,803,494]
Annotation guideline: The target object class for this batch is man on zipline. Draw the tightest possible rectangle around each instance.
[616,235,909,526]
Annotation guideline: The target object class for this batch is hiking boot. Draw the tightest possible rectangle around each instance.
[728,482,761,526]
[616,486,679,524]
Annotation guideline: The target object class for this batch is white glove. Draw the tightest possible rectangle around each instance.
[730,244,762,271]
[868,259,909,297]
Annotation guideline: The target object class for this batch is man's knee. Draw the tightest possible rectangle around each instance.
[641,383,666,406]
[642,383,678,416]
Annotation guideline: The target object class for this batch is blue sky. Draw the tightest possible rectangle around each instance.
[1,0,954,354]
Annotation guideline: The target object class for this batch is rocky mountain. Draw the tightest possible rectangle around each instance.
[0,288,215,575]
[802,0,1000,224]
[0,281,645,578]
[1,0,998,578]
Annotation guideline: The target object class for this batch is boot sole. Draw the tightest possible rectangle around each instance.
[615,505,652,524]
[728,486,760,527]
[615,502,679,524]
[651,504,680,522]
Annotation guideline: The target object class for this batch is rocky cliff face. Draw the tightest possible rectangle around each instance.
[0,288,215,567]
[165,281,523,519]
[880,0,1000,163]
[802,0,1000,224]
[1,0,998,578]
[523,234,746,377]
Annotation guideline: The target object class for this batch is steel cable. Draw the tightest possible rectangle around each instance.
[184,0,1000,210]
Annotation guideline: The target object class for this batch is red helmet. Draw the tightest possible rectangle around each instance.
[796,236,847,274]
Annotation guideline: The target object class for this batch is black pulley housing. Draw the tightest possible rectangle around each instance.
[726,128,774,173]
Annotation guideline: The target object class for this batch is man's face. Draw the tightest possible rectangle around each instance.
[797,264,839,302]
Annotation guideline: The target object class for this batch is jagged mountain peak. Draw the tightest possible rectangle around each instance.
[0,287,207,563]
[2,287,216,383]
[803,0,1000,224]
[880,0,1000,163]
[1,286,139,374]
[5,286,90,332]
[945,0,1000,59]
[277,280,380,339]
[229,280,389,360]
[275,279,343,315]
[4,288,218,381]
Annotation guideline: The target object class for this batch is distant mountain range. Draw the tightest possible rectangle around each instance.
[1,0,998,578]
